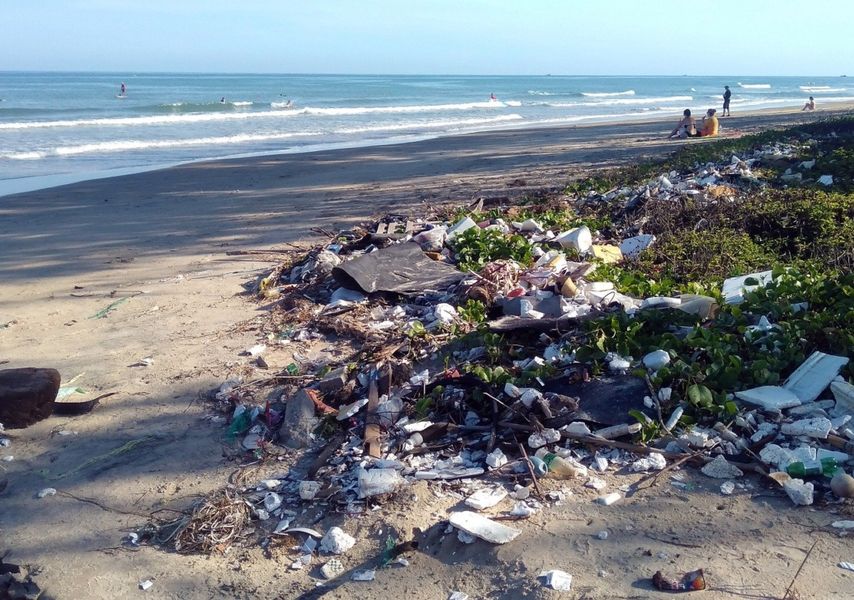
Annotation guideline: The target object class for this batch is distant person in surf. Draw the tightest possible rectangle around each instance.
[489,93,497,102]
[120,82,126,96]
[697,108,719,137]
[722,86,731,116]
[802,96,816,111]
[220,97,226,103]
[668,109,697,139]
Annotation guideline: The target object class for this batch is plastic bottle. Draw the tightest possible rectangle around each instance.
[786,458,839,478]
[541,453,585,479]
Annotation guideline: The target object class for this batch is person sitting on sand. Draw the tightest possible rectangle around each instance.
[802,96,816,111]
[668,109,697,139]
[697,108,719,137]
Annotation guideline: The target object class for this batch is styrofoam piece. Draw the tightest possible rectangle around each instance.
[831,380,854,413]
[485,448,508,469]
[630,453,667,472]
[465,487,509,510]
[783,351,849,404]
[640,296,682,310]
[619,234,656,259]
[448,511,521,544]
[701,455,744,479]
[539,569,573,591]
[351,569,376,581]
[735,386,801,411]
[782,477,814,506]
[528,428,561,449]
[780,417,832,439]
[596,492,622,506]
[722,270,774,304]
[320,527,356,554]
[832,520,854,529]
[556,226,592,253]
[818,174,834,186]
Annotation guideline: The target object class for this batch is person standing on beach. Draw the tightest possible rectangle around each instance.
[722,85,731,116]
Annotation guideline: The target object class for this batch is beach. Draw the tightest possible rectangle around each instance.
[2,105,853,599]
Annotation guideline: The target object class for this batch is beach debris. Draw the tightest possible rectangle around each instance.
[37,487,57,499]
[465,487,508,510]
[831,520,854,529]
[652,569,706,592]
[0,368,61,428]
[320,527,356,554]
[331,241,466,295]
[839,562,854,573]
[596,493,622,506]
[539,569,573,591]
[320,559,345,579]
[781,477,815,506]
[351,569,376,582]
[89,296,130,319]
[448,511,521,544]
[139,580,154,591]
[782,351,849,404]
[277,389,317,449]
[701,456,744,479]
[448,592,469,600]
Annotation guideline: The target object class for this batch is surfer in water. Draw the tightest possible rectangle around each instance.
[489,92,497,102]
[120,82,126,96]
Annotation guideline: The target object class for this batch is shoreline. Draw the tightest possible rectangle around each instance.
[1,105,852,599]
[3,100,852,199]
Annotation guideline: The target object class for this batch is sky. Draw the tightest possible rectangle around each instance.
[2,0,852,75]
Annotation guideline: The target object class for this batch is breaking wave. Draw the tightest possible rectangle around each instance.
[581,90,635,97]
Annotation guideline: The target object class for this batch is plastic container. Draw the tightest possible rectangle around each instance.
[542,453,585,479]
[786,458,839,478]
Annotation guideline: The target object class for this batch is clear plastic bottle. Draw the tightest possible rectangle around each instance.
[541,452,585,479]
[786,458,839,478]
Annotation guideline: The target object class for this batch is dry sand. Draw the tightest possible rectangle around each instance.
[1,106,853,599]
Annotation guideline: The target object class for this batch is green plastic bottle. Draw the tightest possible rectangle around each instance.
[786,458,839,478]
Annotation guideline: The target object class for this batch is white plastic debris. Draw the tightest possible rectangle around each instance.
[831,380,854,413]
[351,570,376,582]
[433,303,457,325]
[556,226,592,253]
[831,520,854,529]
[839,562,854,573]
[448,592,469,600]
[320,527,356,554]
[299,480,321,500]
[448,511,521,544]
[539,569,573,591]
[701,455,744,479]
[564,421,592,436]
[642,349,670,371]
[336,398,369,420]
[596,493,622,506]
[485,448,508,469]
[619,234,656,259]
[817,174,834,186]
[783,351,849,404]
[720,481,736,495]
[528,428,561,449]
[782,477,814,506]
[780,417,832,439]
[446,217,477,241]
[607,353,632,372]
[465,487,508,510]
[630,453,667,472]
[735,385,801,411]
[511,501,537,517]
[357,468,403,498]
[722,270,774,304]
[139,580,153,591]
[37,487,57,499]
[586,477,607,491]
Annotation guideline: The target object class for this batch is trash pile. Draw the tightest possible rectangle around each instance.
[139,129,853,590]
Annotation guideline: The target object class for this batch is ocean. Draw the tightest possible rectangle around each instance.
[1,72,850,195]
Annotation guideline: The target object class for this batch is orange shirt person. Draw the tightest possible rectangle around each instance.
[698,109,719,137]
